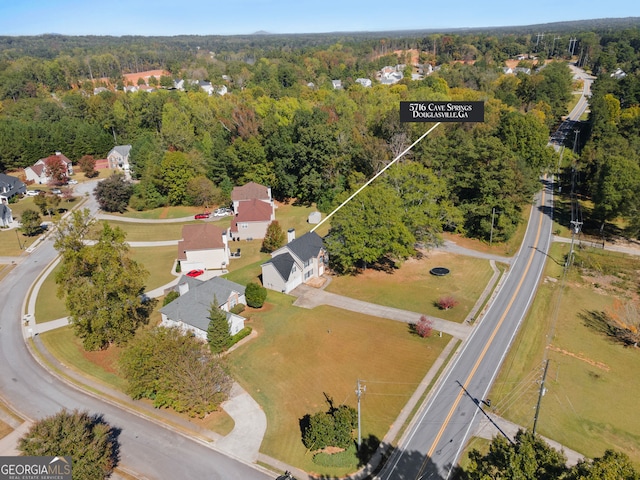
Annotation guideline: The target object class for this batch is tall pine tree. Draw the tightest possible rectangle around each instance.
[207,297,231,354]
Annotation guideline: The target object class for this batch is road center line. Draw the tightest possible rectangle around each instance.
[415,188,546,478]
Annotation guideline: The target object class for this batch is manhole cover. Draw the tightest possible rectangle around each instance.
[430,267,450,276]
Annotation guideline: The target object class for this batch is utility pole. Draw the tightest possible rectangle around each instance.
[489,207,500,247]
[355,379,366,448]
[533,360,550,435]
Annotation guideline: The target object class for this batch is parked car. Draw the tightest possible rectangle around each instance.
[194,213,210,219]
[25,190,42,197]
[213,207,232,217]
[51,188,62,195]
[185,269,204,278]
[67,179,78,185]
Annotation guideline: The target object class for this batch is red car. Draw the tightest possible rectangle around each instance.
[194,213,210,219]
[186,269,204,278]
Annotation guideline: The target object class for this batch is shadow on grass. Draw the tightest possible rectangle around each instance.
[579,309,638,347]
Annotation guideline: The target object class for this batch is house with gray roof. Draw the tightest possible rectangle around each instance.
[261,230,327,293]
[107,145,132,174]
[0,173,26,202]
[160,276,246,340]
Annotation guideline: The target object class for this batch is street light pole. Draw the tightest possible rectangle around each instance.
[355,379,366,448]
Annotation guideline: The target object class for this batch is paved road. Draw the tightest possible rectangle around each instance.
[0,182,272,480]
[377,178,554,479]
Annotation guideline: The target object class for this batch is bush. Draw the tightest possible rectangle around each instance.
[246,282,267,308]
[163,291,179,306]
[436,296,458,310]
[414,315,433,338]
[302,401,357,450]
[228,326,252,348]
[230,303,246,315]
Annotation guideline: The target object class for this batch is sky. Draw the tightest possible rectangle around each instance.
[0,0,638,36]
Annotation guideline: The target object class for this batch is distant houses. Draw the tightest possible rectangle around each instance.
[0,173,26,203]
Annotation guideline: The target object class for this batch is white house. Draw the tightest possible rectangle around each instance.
[107,145,132,174]
[178,224,230,272]
[0,173,26,203]
[355,78,372,88]
[24,152,73,184]
[261,231,327,293]
[160,276,246,339]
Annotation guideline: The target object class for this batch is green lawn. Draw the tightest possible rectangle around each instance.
[489,242,640,466]
[114,205,206,220]
[35,263,67,323]
[99,220,191,242]
[228,292,450,476]
[325,252,494,323]
[130,245,178,291]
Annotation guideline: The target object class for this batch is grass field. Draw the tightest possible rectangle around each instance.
[98,220,190,242]
[325,252,494,323]
[487,242,640,465]
[228,292,450,476]
[130,245,177,290]
[115,205,205,220]
[35,263,67,323]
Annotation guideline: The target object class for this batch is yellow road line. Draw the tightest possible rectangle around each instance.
[415,188,547,478]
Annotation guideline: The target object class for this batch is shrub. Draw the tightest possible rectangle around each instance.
[230,303,246,315]
[228,327,252,348]
[163,291,179,306]
[414,315,434,338]
[436,296,458,310]
[302,401,358,450]
[246,282,267,308]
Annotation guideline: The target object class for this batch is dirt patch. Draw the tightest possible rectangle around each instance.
[547,344,610,371]
[81,345,121,375]
[305,276,327,288]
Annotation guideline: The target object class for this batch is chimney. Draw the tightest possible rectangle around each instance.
[287,228,295,243]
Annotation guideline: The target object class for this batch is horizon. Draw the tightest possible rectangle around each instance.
[0,1,638,37]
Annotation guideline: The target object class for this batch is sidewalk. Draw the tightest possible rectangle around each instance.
[293,284,473,340]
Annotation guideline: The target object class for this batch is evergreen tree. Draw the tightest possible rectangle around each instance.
[207,298,231,354]
[262,220,286,253]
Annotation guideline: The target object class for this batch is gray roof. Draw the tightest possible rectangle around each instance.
[265,252,295,282]
[283,232,324,263]
[0,173,26,198]
[110,145,132,157]
[160,276,245,332]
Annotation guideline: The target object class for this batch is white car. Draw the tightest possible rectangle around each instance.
[68,179,78,185]
[25,190,42,197]
[213,208,233,217]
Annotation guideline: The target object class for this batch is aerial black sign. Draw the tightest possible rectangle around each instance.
[400,101,484,123]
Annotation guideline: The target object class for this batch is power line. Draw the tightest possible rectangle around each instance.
[311,122,441,233]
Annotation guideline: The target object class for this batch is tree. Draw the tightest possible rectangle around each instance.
[18,409,119,480]
[325,184,415,274]
[20,209,42,236]
[262,220,286,253]
[44,154,68,186]
[78,154,98,178]
[94,173,134,213]
[466,429,568,480]
[414,315,433,338]
[119,327,232,417]
[245,282,267,308]
[436,296,459,310]
[569,450,640,479]
[159,151,200,206]
[185,175,219,209]
[302,400,358,450]
[207,298,231,354]
[55,217,155,350]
